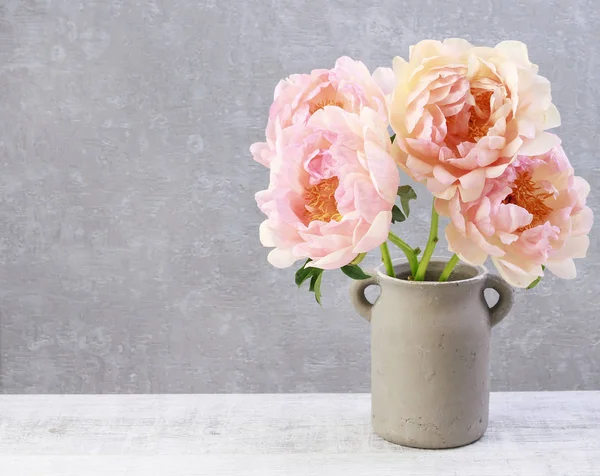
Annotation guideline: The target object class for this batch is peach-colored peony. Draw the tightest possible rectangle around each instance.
[390,39,561,203]
[437,140,593,287]
[251,56,395,168]
[256,106,399,269]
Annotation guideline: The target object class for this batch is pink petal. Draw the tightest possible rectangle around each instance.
[571,207,593,236]
[497,231,519,245]
[307,246,357,270]
[517,120,536,139]
[429,182,458,200]
[550,235,589,261]
[405,138,440,161]
[433,165,458,185]
[437,78,469,106]
[352,177,389,223]
[572,177,591,207]
[485,163,511,179]
[412,109,434,139]
[545,258,577,279]
[492,258,541,288]
[445,153,479,171]
[372,67,396,95]
[457,141,476,157]
[495,203,533,233]
[480,135,506,150]
[406,153,435,175]
[518,132,560,156]
[474,196,491,221]
[467,223,504,256]
[259,220,276,247]
[268,248,299,268]
[448,195,466,233]
[406,91,431,132]
[434,198,450,216]
[440,100,468,117]
[475,147,500,167]
[428,83,453,104]
[353,211,392,253]
[501,136,523,159]
[363,141,400,202]
[445,224,488,265]
[544,103,561,129]
[494,40,530,65]
[250,142,271,167]
[458,169,486,202]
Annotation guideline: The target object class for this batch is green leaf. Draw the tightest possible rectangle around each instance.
[309,269,321,291]
[397,185,417,217]
[391,205,406,224]
[526,276,542,289]
[390,133,396,144]
[341,264,371,280]
[309,270,324,305]
[295,259,314,287]
[526,265,545,290]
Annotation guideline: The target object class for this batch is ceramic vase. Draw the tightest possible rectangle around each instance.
[350,258,513,449]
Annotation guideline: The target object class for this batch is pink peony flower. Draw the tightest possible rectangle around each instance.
[256,106,399,270]
[390,39,561,203]
[437,141,593,287]
[251,56,395,168]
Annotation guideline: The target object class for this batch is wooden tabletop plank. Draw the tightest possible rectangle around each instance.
[0,392,598,475]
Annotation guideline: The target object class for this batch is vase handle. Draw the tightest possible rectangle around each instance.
[349,275,379,322]
[483,274,514,328]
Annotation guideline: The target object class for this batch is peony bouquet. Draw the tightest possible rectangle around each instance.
[251,39,593,303]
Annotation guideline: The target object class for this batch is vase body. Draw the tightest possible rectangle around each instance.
[350,259,513,449]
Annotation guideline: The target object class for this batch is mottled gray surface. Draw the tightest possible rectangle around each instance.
[0,0,598,393]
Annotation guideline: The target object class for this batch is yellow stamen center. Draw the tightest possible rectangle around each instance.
[304,176,342,223]
[503,171,553,231]
[309,99,344,115]
[468,90,493,142]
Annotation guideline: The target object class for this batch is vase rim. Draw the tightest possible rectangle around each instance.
[375,257,488,286]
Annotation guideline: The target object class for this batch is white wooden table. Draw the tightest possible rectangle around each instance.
[0,392,598,475]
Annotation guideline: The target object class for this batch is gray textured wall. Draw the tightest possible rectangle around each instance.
[0,0,598,393]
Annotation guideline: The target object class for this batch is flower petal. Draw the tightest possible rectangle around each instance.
[445,223,488,265]
[353,211,392,253]
[268,248,299,268]
[250,142,271,167]
[307,246,357,270]
[458,169,486,202]
[495,40,530,65]
[518,132,560,156]
[493,258,541,288]
[373,67,396,96]
[544,103,561,129]
[545,258,577,279]
[259,220,276,247]
[571,207,593,236]
[550,235,589,261]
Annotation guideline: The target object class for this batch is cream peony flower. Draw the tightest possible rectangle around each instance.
[390,39,561,203]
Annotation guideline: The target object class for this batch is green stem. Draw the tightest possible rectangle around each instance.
[380,242,395,277]
[351,252,367,265]
[388,232,418,278]
[414,200,440,281]
[438,254,459,282]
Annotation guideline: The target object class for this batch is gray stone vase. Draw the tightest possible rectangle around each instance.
[350,258,513,449]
